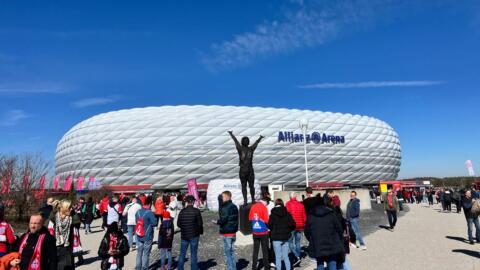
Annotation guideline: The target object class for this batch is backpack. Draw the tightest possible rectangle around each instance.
[471,199,480,216]
[135,211,147,237]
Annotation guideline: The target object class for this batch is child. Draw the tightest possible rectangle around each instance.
[158,211,174,270]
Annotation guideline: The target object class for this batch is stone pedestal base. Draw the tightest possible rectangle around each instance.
[239,204,252,235]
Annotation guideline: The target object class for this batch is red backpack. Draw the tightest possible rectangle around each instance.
[135,212,147,237]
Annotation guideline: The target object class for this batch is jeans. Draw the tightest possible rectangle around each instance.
[159,248,172,269]
[350,218,365,246]
[272,240,290,270]
[85,223,91,233]
[135,240,153,270]
[342,257,352,270]
[289,231,302,258]
[316,259,336,270]
[178,237,199,270]
[222,236,237,270]
[386,210,397,229]
[128,225,136,247]
[252,235,269,270]
[466,217,480,241]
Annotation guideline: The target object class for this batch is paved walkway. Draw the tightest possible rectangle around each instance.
[306,204,480,270]
[77,204,480,270]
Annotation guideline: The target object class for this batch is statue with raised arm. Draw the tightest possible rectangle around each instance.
[228,131,264,205]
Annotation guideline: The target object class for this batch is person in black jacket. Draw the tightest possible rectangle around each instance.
[305,200,344,270]
[98,222,129,270]
[268,199,295,270]
[177,195,203,270]
[216,191,239,270]
[12,213,58,270]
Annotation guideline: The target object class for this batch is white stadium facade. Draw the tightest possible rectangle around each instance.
[55,105,401,190]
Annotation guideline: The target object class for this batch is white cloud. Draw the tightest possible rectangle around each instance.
[71,95,121,108]
[201,0,387,71]
[0,110,30,126]
[298,80,445,89]
[0,82,70,95]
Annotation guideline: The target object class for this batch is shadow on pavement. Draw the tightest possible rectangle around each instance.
[446,236,468,243]
[378,225,391,231]
[452,249,480,258]
[198,258,217,269]
[80,256,101,266]
[237,258,249,270]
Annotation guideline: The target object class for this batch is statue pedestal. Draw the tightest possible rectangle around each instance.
[239,204,252,235]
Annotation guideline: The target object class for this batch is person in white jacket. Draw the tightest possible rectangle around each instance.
[124,197,141,250]
[167,194,180,232]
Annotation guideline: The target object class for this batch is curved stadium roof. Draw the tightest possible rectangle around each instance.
[55,105,401,189]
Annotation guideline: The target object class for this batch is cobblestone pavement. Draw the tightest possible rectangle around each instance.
[305,203,480,270]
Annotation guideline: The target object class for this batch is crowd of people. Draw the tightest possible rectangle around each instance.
[0,186,375,270]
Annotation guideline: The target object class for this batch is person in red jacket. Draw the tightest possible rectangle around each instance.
[0,204,15,258]
[154,195,165,226]
[249,198,270,270]
[99,194,110,230]
[286,192,306,265]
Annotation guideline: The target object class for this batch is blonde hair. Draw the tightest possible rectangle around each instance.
[59,200,72,215]
[51,200,60,210]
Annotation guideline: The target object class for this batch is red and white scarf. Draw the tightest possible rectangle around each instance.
[19,232,46,270]
[108,234,118,269]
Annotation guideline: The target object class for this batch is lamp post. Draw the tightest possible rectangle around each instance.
[299,118,309,187]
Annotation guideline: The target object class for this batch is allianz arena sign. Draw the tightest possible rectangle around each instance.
[278,131,346,144]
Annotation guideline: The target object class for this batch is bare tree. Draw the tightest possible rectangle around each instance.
[0,153,51,221]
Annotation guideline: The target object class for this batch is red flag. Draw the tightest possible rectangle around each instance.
[64,176,73,191]
[53,176,60,191]
[1,176,8,194]
[76,176,84,191]
[2,164,12,194]
[39,175,46,191]
[23,173,30,190]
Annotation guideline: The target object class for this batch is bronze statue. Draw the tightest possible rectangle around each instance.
[228,131,264,205]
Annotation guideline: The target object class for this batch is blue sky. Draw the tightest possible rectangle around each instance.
[0,0,479,178]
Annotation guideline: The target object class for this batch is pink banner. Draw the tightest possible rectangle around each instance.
[23,174,30,190]
[76,176,85,190]
[64,176,73,191]
[187,178,200,204]
[466,160,476,176]
[39,175,46,191]
[2,164,12,194]
[53,176,60,190]
[1,176,9,194]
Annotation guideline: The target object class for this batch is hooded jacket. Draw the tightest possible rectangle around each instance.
[286,198,306,231]
[268,206,296,241]
[248,202,269,236]
[305,205,344,259]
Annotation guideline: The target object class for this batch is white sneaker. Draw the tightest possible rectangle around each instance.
[360,245,367,250]
[270,262,276,268]
[349,243,357,249]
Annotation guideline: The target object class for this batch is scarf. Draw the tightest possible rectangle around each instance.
[387,194,393,209]
[54,212,72,247]
[108,234,119,269]
[19,232,46,270]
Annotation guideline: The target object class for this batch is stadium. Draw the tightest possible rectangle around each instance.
[55,105,402,190]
